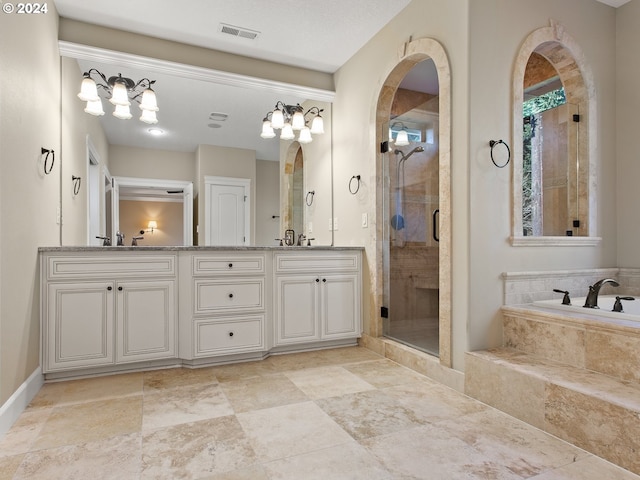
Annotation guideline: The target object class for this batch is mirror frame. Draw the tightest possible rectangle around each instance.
[511,21,600,246]
[59,40,336,246]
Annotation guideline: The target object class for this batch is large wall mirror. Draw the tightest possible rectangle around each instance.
[59,42,334,247]
[512,22,598,245]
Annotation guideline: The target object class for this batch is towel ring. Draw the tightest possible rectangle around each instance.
[349,175,361,194]
[305,191,315,206]
[41,147,55,175]
[489,140,510,168]
[72,175,82,196]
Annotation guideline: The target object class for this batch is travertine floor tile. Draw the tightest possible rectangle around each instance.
[57,372,143,405]
[284,365,375,399]
[315,389,432,441]
[0,454,24,480]
[141,416,256,479]
[208,360,278,383]
[344,358,430,388]
[220,373,308,413]
[0,408,51,457]
[236,401,353,462]
[529,455,640,479]
[13,433,141,480]
[263,441,392,479]
[32,396,142,450]
[143,366,217,392]
[142,383,233,430]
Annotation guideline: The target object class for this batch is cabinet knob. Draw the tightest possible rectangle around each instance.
[316,278,320,282]
[107,286,112,291]
[118,286,123,291]
[229,331,234,337]
[228,263,233,268]
[322,278,327,283]
[228,293,234,299]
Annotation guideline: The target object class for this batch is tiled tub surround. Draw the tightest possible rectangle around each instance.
[466,300,640,475]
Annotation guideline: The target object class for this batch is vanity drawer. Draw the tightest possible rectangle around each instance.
[192,254,265,275]
[47,255,176,280]
[274,252,360,273]
[194,316,264,356]
[194,278,264,313]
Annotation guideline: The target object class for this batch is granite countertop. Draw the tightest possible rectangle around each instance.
[38,245,364,252]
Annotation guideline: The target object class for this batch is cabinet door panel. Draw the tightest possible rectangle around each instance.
[323,274,361,338]
[275,276,319,344]
[46,282,114,371]
[116,280,176,362]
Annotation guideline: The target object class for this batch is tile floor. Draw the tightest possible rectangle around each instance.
[1,346,638,479]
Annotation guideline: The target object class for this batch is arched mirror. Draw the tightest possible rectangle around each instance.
[512,22,598,245]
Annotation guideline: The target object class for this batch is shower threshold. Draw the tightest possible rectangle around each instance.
[384,334,439,358]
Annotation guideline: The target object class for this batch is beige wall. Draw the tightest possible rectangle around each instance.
[119,200,183,246]
[616,0,640,267]
[61,56,109,246]
[255,160,280,246]
[109,145,195,181]
[0,8,60,404]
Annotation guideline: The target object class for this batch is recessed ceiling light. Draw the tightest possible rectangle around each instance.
[208,123,222,129]
[147,128,164,136]
[209,112,229,121]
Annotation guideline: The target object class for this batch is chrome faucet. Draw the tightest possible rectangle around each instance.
[583,278,619,308]
[296,233,306,246]
[116,231,125,246]
[131,236,144,246]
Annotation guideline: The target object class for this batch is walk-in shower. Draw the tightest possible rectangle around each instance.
[391,146,425,241]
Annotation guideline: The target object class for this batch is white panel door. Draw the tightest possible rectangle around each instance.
[205,176,251,246]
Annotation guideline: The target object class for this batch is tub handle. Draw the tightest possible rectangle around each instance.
[613,296,635,312]
[553,289,571,305]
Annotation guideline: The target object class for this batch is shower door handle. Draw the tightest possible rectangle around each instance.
[432,209,439,242]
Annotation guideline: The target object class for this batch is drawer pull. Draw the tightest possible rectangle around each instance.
[107,286,112,291]
[228,331,234,337]
[228,263,233,268]
[228,293,234,299]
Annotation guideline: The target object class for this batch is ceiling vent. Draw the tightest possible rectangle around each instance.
[219,23,260,40]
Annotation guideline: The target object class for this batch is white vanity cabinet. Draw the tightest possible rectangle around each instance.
[179,252,268,361]
[41,253,177,374]
[273,251,362,348]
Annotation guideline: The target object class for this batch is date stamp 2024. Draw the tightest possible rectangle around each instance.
[2,2,49,14]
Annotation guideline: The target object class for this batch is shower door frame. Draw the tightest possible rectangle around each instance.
[375,38,452,368]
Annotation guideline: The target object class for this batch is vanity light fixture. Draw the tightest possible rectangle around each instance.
[389,122,410,146]
[260,102,324,144]
[78,69,159,124]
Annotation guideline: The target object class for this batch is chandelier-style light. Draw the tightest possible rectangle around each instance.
[77,69,159,124]
[260,102,324,144]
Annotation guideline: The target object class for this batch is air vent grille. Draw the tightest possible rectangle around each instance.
[219,23,260,40]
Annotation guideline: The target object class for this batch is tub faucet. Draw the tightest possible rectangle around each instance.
[583,278,619,308]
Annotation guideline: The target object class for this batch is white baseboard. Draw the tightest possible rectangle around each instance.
[0,367,44,438]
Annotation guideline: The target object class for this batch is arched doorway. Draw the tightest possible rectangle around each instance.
[375,38,452,367]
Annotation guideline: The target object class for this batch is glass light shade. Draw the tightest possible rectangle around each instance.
[310,115,324,135]
[109,82,130,106]
[271,108,285,129]
[139,88,158,111]
[395,130,410,146]
[139,109,158,124]
[147,220,157,232]
[291,110,305,130]
[298,126,313,144]
[113,104,132,120]
[280,123,295,140]
[78,77,99,102]
[260,120,276,138]
[84,99,105,116]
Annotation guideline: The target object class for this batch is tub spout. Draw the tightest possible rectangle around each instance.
[583,278,619,308]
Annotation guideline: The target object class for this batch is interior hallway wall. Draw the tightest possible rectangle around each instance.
[0,7,61,405]
[616,0,640,267]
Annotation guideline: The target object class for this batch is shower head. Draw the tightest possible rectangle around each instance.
[394,146,425,161]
